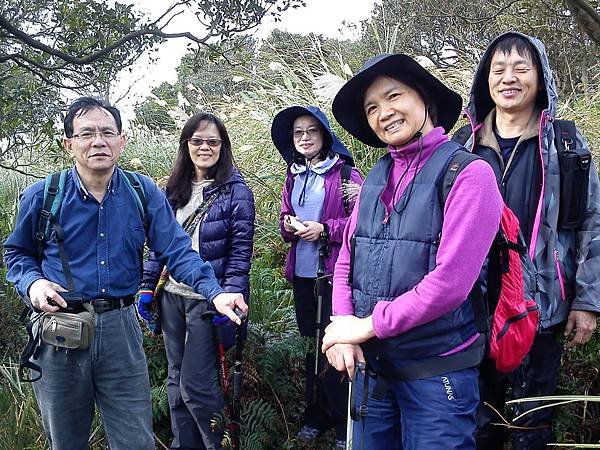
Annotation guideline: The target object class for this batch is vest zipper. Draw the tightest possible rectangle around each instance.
[553,248,566,301]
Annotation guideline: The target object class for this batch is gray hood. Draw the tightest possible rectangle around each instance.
[465,31,558,124]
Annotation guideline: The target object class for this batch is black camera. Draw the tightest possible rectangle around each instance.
[47,291,86,313]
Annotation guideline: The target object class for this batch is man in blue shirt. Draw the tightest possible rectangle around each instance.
[4,97,248,450]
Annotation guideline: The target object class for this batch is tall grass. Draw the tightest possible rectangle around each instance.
[1,33,599,449]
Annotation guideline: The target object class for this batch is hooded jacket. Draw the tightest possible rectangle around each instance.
[274,106,362,281]
[142,169,255,300]
[461,31,600,328]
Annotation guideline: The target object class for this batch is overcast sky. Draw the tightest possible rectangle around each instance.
[112,0,377,122]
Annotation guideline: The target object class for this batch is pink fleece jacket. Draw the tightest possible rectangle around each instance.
[332,127,503,343]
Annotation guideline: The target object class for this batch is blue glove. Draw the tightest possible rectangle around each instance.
[137,289,155,322]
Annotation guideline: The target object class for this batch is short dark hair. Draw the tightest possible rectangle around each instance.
[64,97,122,137]
[166,112,234,209]
[486,35,546,108]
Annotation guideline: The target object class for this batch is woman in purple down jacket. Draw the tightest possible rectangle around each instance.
[140,112,255,450]
[272,105,362,449]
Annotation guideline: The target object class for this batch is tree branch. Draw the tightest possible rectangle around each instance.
[564,0,600,46]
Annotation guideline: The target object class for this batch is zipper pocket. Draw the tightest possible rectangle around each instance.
[554,249,566,301]
[496,305,539,341]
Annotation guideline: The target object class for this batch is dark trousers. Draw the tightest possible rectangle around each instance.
[476,325,564,450]
[161,291,225,450]
[293,276,348,440]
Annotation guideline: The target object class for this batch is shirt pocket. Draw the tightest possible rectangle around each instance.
[110,224,145,277]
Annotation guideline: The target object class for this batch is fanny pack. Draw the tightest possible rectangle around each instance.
[19,301,96,383]
[39,303,95,350]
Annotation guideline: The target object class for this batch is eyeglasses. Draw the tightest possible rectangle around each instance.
[292,128,321,140]
[188,138,222,147]
[70,130,120,141]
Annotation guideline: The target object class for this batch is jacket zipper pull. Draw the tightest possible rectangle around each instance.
[51,318,57,332]
[383,213,389,224]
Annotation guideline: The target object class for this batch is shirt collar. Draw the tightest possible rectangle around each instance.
[290,153,339,175]
[71,166,117,199]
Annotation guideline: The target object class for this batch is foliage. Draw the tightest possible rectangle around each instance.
[1,2,600,448]
[0,362,46,450]
[358,0,600,97]
[0,0,306,174]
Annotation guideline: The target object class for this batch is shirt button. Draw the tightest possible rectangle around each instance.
[100,260,105,265]
[101,288,106,293]
[100,206,104,210]
[100,233,105,237]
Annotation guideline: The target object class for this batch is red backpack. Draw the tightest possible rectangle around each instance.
[486,207,540,372]
[441,149,540,373]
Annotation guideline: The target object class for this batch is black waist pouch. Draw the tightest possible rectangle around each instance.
[554,120,591,229]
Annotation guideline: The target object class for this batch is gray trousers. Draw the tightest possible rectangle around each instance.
[32,305,154,450]
[161,291,224,450]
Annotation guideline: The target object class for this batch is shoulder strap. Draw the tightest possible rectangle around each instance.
[181,186,222,235]
[341,163,352,182]
[340,163,353,215]
[36,170,68,257]
[451,124,473,146]
[553,119,577,153]
[121,170,147,225]
[439,150,480,208]
[19,309,43,382]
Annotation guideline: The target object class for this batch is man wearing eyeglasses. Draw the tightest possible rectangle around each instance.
[4,97,248,450]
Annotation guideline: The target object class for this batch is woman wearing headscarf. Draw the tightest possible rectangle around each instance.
[321,55,503,449]
[271,105,362,449]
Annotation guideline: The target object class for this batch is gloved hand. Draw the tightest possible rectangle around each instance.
[137,289,155,322]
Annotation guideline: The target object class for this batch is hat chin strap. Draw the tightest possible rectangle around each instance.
[410,107,429,141]
[304,151,321,167]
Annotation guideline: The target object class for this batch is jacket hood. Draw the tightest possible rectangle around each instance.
[271,105,354,166]
[465,32,558,124]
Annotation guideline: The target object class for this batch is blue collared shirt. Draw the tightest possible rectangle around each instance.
[4,167,224,301]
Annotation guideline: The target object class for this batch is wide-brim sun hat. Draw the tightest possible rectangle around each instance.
[271,105,354,165]
[332,53,463,148]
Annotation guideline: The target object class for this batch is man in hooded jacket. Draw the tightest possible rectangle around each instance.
[455,31,600,449]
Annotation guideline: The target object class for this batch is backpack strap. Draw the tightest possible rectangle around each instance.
[36,170,68,259]
[340,163,353,215]
[121,169,147,226]
[553,119,577,153]
[451,124,473,147]
[439,150,481,208]
[18,308,43,382]
[438,150,489,334]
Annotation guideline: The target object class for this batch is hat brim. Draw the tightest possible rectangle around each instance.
[270,106,353,165]
[332,54,462,148]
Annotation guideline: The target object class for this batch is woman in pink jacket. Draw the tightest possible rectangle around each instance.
[272,105,362,449]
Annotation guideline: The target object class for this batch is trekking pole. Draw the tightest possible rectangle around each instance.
[346,375,353,450]
[346,361,366,450]
[231,306,247,450]
[312,232,329,405]
[202,307,247,449]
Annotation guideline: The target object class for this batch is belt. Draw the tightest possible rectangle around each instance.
[89,297,135,314]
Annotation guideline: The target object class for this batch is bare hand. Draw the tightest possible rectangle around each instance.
[564,310,597,349]
[295,220,324,242]
[325,343,365,378]
[322,315,376,353]
[283,215,297,233]
[212,293,248,325]
[28,279,67,312]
